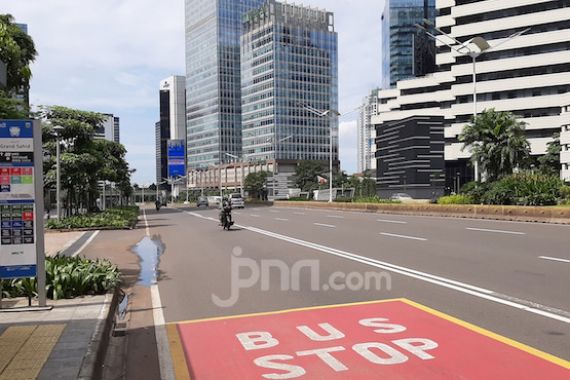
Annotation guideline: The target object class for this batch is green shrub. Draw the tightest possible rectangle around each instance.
[0,255,120,300]
[47,206,139,230]
[437,194,474,204]
[560,185,570,201]
[353,196,400,204]
[333,196,353,203]
[482,172,563,206]
[460,181,491,204]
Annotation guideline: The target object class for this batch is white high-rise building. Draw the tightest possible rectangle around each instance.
[373,0,570,186]
[357,89,379,173]
[95,114,120,144]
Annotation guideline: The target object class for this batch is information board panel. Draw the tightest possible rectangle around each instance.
[167,139,185,178]
[0,120,38,278]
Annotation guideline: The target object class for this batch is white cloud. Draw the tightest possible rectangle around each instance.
[2,0,384,183]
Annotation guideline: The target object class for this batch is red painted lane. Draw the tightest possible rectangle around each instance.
[176,299,570,379]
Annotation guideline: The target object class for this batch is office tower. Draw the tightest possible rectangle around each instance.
[95,114,120,143]
[156,76,186,185]
[185,0,265,169]
[381,0,436,88]
[241,0,338,165]
[373,0,570,189]
[357,89,379,173]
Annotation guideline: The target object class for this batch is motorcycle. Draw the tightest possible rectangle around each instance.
[155,200,161,212]
[220,203,234,230]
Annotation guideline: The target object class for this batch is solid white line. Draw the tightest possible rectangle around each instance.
[377,219,407,224]
[466,227,526,235]
[143,208,175,380]
[242,226,570,325]
[326,215,345,219]
[184,212,570,324]
[72,230,100,257]
[539,256,570,264]
[275,218,289,221]
[314,223,336,228]
[380,232,427,241]
[250,214,261,217]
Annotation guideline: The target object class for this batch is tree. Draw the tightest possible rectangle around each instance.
[244,171,268,199]
[459,108,531,182]
[538,132,561,176]
[293,161,324,192]
[0,14,37,116]
[40,106,132,215]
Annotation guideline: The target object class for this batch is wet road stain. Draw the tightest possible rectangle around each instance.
[132,235,164,286]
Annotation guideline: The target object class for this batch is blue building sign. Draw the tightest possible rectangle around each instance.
[167,139,185,178]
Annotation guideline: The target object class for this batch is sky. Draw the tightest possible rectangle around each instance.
[1,0,385,184]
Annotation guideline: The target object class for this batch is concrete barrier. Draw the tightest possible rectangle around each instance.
[274,201,570,224]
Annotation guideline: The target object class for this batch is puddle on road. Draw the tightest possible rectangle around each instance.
[131,235,164,286]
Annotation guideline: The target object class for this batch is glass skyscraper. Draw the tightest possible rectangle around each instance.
[241,0,339,164]
[381,0,436,88]
[185,0,264,169]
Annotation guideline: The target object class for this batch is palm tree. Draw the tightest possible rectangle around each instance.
[459,108,530,182]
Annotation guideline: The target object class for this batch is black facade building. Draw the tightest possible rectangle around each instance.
[155,90,171,189]
[375,115,445,199]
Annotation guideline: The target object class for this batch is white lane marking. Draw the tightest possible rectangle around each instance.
[377,219,407,224]
[314,223,336,228]
[326,215,345,219]
[72,230,100,257]
[293,212,306,215]
[275,218,289,221]
[539,256,570,264]
[143,208,175,380]
[250,214,261,217]
[380,232,427,241]
[466,227,526,235]
[184,212,570,324]
[241,226,570,325]
[269,210,280,213]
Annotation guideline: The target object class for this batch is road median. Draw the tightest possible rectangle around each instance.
[274,201,570,224]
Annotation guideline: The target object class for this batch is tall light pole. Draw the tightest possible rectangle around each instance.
[52,125,64,218]
[302,105,340,203]
[266,135,293,200]
[416,21,529,181]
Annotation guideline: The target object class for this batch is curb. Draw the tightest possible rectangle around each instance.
[274,201,570,225]
[77,287,121,380]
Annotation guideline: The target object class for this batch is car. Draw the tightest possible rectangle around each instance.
[230,193,245,208]
[390,193,413,202]
[207,196,222,207]
[197,196,208,207]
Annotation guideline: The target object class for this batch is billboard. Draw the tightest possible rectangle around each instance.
[167,139,185,178]
[0,120,41,279]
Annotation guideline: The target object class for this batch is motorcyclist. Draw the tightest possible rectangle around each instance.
[219,197,232,226]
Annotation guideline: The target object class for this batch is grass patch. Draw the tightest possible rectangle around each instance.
[46,206,139,230]
[437,195,474,205]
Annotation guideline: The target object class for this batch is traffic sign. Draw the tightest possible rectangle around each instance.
[0,120,46,306]
[170,299,570,379]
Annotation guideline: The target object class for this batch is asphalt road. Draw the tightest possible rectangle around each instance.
[142,204,570,369]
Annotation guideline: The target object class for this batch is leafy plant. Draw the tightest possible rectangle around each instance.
[459,109,531,182]
[46,206,139,230]
[1,255,120,300]
[482,172,563,206]
[437,194,474,205]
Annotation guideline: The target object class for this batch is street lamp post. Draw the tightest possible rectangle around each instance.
[302,105,340,203]
[266,135,293,200]
[416,21,529,181]
[52,125,64,218]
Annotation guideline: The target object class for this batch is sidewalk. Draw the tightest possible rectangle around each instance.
[0,231,113,380]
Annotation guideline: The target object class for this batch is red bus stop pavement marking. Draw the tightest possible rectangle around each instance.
[169,298,570,379]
